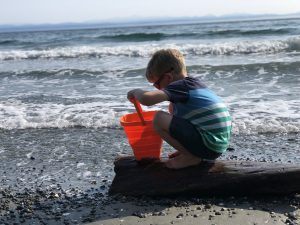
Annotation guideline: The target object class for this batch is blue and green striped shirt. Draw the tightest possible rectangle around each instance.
[163,77,231,153]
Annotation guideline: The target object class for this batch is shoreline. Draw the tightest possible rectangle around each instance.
[0,128,299,224]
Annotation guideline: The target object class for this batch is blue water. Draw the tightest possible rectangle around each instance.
[0,17,299,193]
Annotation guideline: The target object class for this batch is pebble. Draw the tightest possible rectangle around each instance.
[287,211,298,220]
[176,213,184,218]
[205,204,212,209]
[152,211,166,216]
[90,180,97,185]
[208,214,215,220]
[1,183,300,225]
[132,212,147,218]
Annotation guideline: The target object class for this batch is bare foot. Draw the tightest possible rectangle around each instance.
[165,154,202,169]
[168,151,181,159]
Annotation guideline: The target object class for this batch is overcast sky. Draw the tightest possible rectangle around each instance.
[1,0,300,25]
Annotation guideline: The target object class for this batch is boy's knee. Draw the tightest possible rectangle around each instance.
[153,111,171,131]
[153,111,162,130]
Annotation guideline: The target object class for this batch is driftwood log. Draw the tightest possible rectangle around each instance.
[109,156,300,196]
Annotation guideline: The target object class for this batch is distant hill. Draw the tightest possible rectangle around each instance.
[1,12,300,33]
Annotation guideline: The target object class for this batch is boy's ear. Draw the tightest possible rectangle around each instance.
[165,73,173,81]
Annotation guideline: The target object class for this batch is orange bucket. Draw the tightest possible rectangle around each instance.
[120,100,162,160]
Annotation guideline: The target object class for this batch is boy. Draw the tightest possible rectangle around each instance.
[127,49,231,169]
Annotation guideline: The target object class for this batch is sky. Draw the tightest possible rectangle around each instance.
[1,0,300,25]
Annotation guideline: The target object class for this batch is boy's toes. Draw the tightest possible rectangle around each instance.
[165,159,177,169]
[168,151,180,159]
[164,154,202,169]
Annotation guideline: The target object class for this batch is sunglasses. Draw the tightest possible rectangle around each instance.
[153,67,173,89]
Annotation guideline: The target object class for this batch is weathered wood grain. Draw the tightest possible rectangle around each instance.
[109,156,300,196]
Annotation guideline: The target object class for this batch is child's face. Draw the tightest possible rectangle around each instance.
[152,74,167,89]
[150,68,174,90]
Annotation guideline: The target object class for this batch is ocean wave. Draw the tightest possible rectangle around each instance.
[1,37,300,60]
[0,39,34,46]
[100,28,294,42]
[2,60,300,79]
[0,40,18,45]
[232,119,300,134]
[101,32,167,42]
[189,60,300,76]
[1,115,299,134]
[0,101,121,130]
[0,69,110,78]
[0,29,294,47]
[0,100,299,134]
[208,28,293,36]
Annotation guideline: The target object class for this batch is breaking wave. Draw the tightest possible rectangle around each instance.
[1,37,300,60]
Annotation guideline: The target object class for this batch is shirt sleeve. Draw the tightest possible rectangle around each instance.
[163,79,189,103]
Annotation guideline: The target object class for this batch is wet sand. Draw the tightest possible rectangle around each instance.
[87,195,300,225]
[0,128,299,224]
[1,188,300,225]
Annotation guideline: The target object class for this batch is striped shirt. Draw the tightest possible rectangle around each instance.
[163,77,232,153]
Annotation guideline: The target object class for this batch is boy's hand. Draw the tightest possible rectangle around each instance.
[127,89,138,103]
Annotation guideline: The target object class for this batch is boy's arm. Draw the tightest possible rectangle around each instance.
[127,89,169,106]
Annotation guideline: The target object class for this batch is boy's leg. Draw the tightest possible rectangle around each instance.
[153,111,201,169]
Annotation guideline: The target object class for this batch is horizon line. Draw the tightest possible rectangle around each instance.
[0,12,300,32]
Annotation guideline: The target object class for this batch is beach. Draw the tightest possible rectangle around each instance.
[0,17,300,224]
[2,190,300,225]
[0,129,299,224]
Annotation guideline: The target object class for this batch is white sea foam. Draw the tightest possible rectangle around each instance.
[0,98,299,134]
[83,171,92,178]
[0,37,299,61]
[232,118,300,134]
[0,101,120,130]
[77,162,85,168]
[229,99,300,134]
[26,152,33,159]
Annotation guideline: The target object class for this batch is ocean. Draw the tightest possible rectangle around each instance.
[0,18,300,194]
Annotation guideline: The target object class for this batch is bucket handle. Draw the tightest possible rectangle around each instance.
[132,99,146,126]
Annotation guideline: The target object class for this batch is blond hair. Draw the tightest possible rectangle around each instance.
[145,49,186,80]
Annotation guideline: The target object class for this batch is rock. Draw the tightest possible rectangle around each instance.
[205,204,212,209]
[132,212,147,218]
[208,214,215,220]
[176,213,184,218]
[288,210,300,220]
[90,180,97,185]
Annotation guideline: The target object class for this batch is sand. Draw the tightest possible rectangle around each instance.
[86,195,300,225]
[1,129,299,224]
[1,187,300,225]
